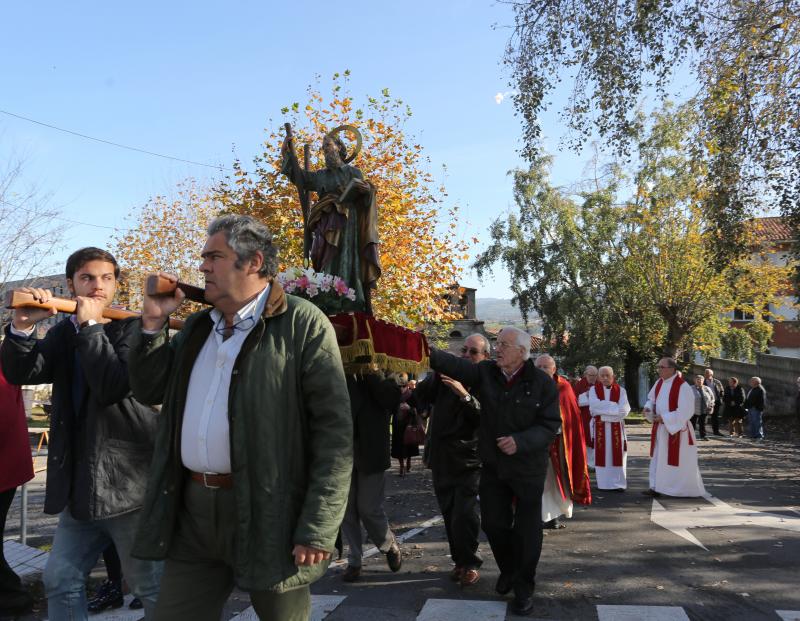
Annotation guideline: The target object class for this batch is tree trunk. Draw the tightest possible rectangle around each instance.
[623,347,645,408]
[662,320,684,359]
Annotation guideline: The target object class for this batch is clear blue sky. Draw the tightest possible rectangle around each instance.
[0,1,622,298]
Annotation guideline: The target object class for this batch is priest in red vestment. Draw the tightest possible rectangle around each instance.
[574,366,599,469]
[534,355,592,528]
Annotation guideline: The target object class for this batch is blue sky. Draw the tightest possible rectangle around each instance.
[0,1,649,298]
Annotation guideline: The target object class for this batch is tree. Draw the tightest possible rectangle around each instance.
[0,152,67,302]
[215,73,470,328]
[112,180,219,318]
[475,103,794,401]
[503,0,800,261]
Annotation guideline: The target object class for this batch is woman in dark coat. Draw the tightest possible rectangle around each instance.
[0,364,35,616]
[391,379,420,475]
[723,377,747,437]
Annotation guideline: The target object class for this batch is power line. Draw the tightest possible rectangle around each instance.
[0,109,235,172]
[0,199,129,231]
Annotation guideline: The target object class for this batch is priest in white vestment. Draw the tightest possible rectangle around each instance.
[588,366,630,490]
[643,358,706,497]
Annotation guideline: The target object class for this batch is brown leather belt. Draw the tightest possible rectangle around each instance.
[188,470,233,489]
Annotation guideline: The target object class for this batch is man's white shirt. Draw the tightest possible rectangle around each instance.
[181,285,269,474]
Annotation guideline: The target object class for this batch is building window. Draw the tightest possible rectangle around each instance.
[733,309,755,321]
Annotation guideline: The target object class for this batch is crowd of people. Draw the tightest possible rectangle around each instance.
[0,212,788,620]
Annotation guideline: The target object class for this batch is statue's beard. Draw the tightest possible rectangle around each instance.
[324,151,344,168]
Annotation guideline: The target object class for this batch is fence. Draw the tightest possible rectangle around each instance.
[691,353,800,417]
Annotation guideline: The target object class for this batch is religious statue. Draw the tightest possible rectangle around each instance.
[281,124,381,314]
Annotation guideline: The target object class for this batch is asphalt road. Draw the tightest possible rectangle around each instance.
[6,425,800,620]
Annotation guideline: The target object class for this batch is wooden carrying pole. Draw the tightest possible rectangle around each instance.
[4,290,185,330]
[144,274,207,303]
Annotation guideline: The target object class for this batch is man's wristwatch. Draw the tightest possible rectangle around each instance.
[79,319,98,329]
[461,393,472,403]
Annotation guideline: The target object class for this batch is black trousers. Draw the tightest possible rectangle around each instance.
[691,414,707,438]
[0,487,33,613]
[710,405,721,434]
[433,469,482,570]
[478,467,545,599]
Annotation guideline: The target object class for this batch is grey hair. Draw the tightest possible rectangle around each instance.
[465,333,491,354]
[598,365,614,376]
[750,376,762,385]
[499,326,532,360]
[584,365,598,374]
[207,214,279,278]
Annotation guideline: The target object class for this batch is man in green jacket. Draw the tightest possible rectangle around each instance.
[128,214,353,621]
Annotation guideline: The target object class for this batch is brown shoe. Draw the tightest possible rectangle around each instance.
[386,543,402,572]
[342,565,361,582]
[449,566,464,582]
[460,568,480,586]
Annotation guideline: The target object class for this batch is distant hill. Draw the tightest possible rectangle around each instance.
[476,298,539,328]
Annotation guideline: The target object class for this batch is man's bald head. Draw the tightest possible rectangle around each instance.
[534,354,557,377]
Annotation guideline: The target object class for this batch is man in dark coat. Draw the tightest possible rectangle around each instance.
[1,248,162,620]
[129,215,352,621]
[340,372,403,582]
[428,326,561,617]
[414,334,488,586]
[744,376,767,440]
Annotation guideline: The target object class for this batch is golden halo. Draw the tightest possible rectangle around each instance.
[324,125,363,164]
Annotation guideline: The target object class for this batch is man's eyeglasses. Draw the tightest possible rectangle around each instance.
[461,346,483,355]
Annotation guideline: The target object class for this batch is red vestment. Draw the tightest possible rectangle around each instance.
[549,375,592,505]
[593,383,626,467]
[573,377,596,448]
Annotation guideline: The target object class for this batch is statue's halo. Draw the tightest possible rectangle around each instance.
[325,125,363,164]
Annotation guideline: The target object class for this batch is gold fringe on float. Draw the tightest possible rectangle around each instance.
[336,315,429,376]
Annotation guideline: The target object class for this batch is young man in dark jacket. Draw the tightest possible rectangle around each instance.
[1,248,162,620]
[414,333,488,587]
[429,326,561,617]
[129,215,352,621]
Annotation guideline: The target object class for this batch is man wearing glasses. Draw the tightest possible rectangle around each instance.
[642,358,706,498]
[428,327,560,617]
[413,334,488,587]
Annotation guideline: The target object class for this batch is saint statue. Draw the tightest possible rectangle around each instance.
[281,125,381,314]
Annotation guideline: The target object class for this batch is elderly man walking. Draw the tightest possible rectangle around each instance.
[414,333,488,586]
[643,358,706,498]
[588,366,631,490]
[704,369,724,436]
[428,327,560,617]
[128,215,353,621]
[574,365,599,468]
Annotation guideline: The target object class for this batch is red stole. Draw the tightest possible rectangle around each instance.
[650,375,693,467]
[593,383,625,467]
[549,376,592,505]
[574,377,595,448]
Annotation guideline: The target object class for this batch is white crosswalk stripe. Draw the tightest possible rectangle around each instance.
[776,612,800,621]
[47,595,143,621]
[597,605,690,620]
[416,598,506,621]
[236,594,347,621]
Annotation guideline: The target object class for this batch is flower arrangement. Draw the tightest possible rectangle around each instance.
[277,266,357,314]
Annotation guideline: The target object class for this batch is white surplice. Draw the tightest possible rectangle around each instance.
[643,375,706,497]
[588,384,631,490]
[577,390,595,469]
[541,458,573,522]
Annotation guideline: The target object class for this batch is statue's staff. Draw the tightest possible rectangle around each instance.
[4,289,185,330]
[283,123,312,264]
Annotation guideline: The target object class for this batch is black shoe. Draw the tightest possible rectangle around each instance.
[129,597,143,610]
[543,518,566,529]
[495,573,513,595]
[509,594,534,616]
[342,565,362,582]
[386,544,402,572]
[641,489,661,498]
[87,579,124,613]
